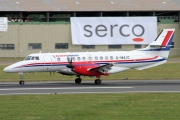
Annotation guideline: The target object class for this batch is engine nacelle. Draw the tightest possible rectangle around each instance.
[73,66,108,76]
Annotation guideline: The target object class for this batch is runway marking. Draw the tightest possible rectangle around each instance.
[0,87,134,91]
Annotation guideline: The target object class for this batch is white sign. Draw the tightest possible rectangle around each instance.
[0,17,8,31]
[71,17,157,45]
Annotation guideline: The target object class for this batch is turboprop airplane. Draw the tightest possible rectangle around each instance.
[3,29,175,85]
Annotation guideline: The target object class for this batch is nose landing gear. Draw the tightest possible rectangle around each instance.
[19,72,25,85]
[19,80,25,85]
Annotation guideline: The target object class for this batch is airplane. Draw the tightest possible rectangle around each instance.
[3,29,175,85]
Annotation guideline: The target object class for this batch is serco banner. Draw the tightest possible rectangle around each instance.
[70,17,157,45]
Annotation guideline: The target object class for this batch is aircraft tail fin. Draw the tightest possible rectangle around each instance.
[149,29,175,48]
[140,29,175,58]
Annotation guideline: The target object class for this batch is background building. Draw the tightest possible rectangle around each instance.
[0,0,180,57]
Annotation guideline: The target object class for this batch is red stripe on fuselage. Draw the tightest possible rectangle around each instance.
[161,31,173,47]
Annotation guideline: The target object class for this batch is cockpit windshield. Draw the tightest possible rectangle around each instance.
[24,56,39,61]
[24,56,32,60]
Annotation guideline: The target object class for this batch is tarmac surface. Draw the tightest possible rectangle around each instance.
[1,80,180,95]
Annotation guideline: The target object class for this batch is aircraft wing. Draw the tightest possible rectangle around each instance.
[88,62,117,73]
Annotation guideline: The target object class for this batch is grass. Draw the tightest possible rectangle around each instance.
[0,63,180,82]
[0,57,24,61]
[0,93,180,120]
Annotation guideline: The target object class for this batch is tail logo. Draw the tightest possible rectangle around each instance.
[161,31,173,47]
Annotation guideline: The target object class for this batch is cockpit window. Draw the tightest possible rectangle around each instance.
[35,56,39,60]
[24,56,39,61]
[31,56,35,60]
[24,56,32,60]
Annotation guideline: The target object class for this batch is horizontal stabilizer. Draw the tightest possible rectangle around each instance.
[135,60,167,70]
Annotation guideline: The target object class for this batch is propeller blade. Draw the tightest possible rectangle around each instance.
[66,56,74,69]
[67,56,72,64]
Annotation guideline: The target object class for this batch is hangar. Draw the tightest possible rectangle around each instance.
[0,0,179,57]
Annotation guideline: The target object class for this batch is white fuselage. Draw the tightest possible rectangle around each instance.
[3,50,166,75]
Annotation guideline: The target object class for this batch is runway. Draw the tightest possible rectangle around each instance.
[1,80,180,95]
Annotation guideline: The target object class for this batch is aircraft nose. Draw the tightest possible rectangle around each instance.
[3,67,9,72]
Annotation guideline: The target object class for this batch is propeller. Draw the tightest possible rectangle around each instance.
[66,56,74,70]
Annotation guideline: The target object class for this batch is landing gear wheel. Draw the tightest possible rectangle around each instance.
[19,80,25,85]
[75,78,82,84]
[95,79,102,85]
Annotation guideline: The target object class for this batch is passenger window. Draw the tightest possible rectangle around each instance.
[95,56,98,60]
[72,57,76,61]
[105,56,108,60]
[110,56,113,60]
[82,57,86,61]
[88,57,92,61]
[100,56,103,60]
[77,57,81,61]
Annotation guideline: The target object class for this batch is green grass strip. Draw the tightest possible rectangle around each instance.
[0,93,180,120]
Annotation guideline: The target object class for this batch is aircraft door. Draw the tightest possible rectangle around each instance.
[43,56,52,71]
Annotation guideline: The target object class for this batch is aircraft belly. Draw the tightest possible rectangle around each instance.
[116,61,156,69]
[58,68,78,75]
[21,66,44,72]
[51,66,66,72]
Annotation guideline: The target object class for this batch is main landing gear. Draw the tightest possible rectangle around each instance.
[74,76,102,85]
[94,75,102,85]
[95,79,102,85]
[75,77,82,84]
[19,72,25,85]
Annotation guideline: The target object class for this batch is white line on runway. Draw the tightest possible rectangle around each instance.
[0,86,134,91]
